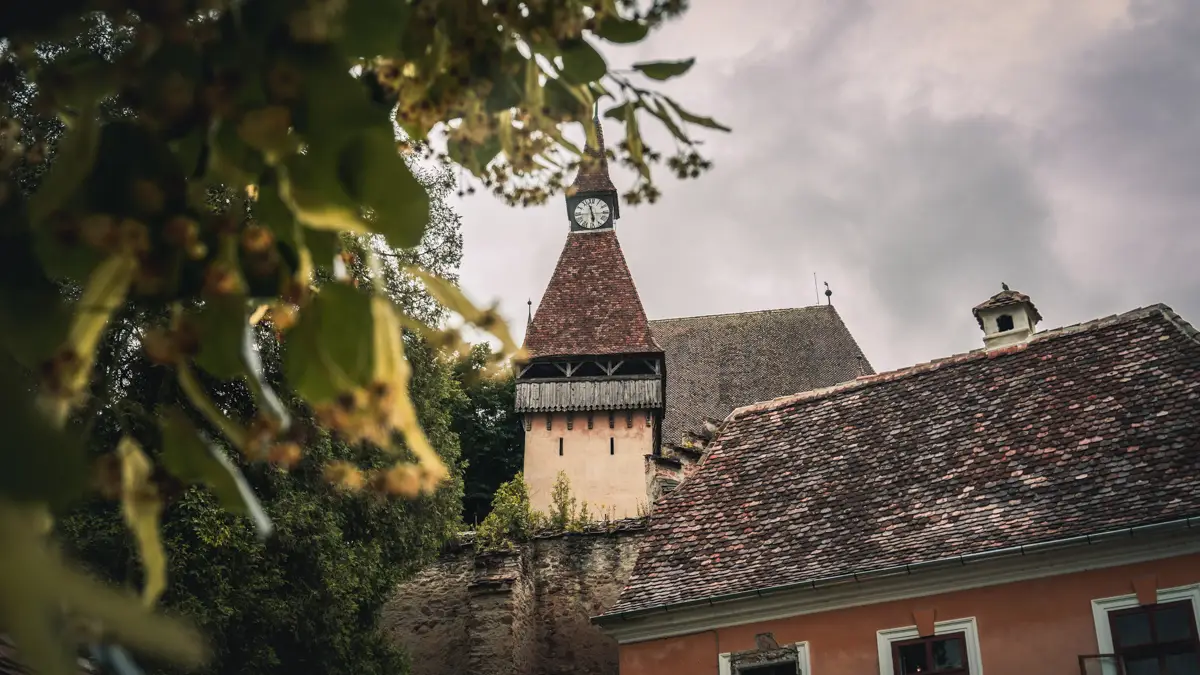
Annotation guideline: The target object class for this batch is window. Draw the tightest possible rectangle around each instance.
[878,617,982,675]
[996,314,1014,332]
[719,642,810,675]
[545,414,552,431]
[587,413,594,429]
[609,438,615,455]
[566,412,574,430]
[646,411,653,427]
[523,416,532,432]
[608,411,615,429]
[558,438,563,456]
[1092,585,1200,675]
[891,633,968,674]
[626,411,634,428]
[1108,602,1200,675]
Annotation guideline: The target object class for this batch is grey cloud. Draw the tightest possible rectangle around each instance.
[455,0,1200,375]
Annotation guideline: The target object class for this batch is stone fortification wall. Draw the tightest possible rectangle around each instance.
[382,520,645,675]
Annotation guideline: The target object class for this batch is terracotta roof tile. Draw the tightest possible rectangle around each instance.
[649,306,873,445]
[607,304,1200,615]
[524,230,660,359]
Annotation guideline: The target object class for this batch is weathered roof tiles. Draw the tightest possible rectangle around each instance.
[605,304,1200,616]
[523,230,660,359]
[649,306,873,445]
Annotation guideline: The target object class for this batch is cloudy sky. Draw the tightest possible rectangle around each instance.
[449,0,1200,373]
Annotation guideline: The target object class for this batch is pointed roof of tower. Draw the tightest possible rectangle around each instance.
[524,230,660,359]
[570,110,617,194]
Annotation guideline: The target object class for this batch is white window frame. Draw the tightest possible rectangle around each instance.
[876,616,984,675]
[1090,583,1200,675]
[719,642,811,675]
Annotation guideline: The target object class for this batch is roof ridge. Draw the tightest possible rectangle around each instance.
[650,305,834,323]
[727,303,1176,421]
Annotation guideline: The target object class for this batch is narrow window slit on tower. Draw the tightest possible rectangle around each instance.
[546,414,552,431]
[566,412,574,430]
[608,411,615,429]
[559,438,563,456]
[610,438,614,455]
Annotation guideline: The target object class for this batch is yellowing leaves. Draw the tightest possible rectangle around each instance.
[117,438,166,607]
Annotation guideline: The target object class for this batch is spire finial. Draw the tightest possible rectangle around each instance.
[824,281,833,305]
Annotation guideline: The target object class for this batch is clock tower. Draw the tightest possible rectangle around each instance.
[516,114,665,520]
[565,113,620,232]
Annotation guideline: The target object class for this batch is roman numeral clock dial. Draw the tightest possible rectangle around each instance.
[573,197,611,229]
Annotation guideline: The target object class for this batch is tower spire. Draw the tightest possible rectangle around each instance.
[569,108,617,194]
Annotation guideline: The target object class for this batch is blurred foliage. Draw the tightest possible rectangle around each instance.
[451,344,521,526]
[0,0,723,672]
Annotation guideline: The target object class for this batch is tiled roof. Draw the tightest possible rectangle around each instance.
[524,230,660,359]
[972,287,1042,329]
[607,304,1200,615]
[649,306,872,445]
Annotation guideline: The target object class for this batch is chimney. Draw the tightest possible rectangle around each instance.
[971,283,1042,349]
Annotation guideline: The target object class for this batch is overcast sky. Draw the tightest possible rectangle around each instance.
[449,0,1200,373]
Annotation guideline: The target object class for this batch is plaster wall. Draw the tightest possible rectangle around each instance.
[523,411,654,519]
[617,552,1200,675]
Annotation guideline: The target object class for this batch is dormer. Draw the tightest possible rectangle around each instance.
[972,283,1042,349]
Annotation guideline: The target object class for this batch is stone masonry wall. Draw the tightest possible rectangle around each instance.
[382,522,645,675]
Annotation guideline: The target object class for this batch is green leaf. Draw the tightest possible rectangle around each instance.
[663,96,732,132]
[339,0,409,58]
[647,98,689,142]
[191,297,248,380]
[624,102,648,179]
[593,17,650,44]
[0,354,87,509]
[603,104,630,122]
[279,148,366,234]
[283,282,374,403]
[633,58,695,81]
[337,130,429,249]
[159,408,273,538]
[559,39,607,84]
[27,109,100,226]
[485,74,523,112]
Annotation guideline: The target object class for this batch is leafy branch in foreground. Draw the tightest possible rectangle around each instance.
[0,0,725,673]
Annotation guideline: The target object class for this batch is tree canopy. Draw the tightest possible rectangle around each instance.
[0,1,726,673]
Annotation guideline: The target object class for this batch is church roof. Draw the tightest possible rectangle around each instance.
[604,304,1200,616]
[524,230,660,359]
[649,306,872,445]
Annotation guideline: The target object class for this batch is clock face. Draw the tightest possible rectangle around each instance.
[573,197,611,229]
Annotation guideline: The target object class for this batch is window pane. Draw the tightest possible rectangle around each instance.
[1157,606,1196,643]
[897,643,930,674]
[1115,611,1154,648]
[932,638,966,671]
[1125,657,1160,675]
[1165,653,1200,675]
[739,664,797,675]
